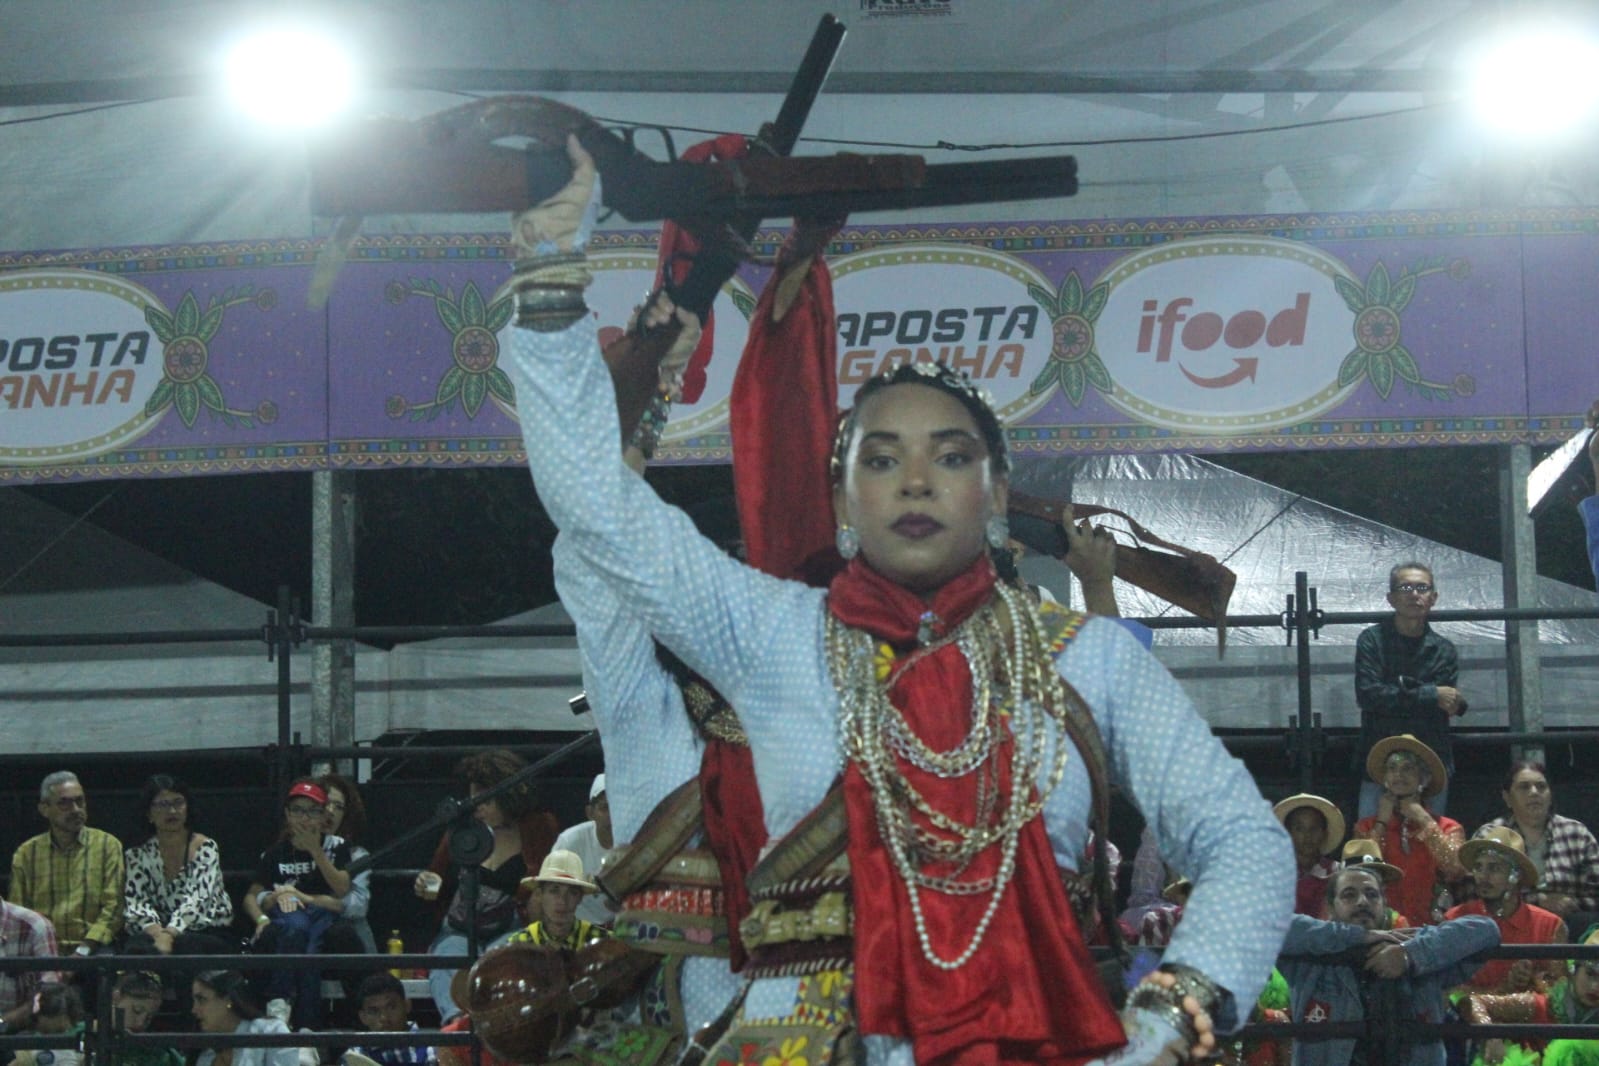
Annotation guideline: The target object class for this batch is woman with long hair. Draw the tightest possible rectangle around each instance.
[190,970,296,1066]
[122,774,235,956]
[500,137,1293,1066]
[416,749,558,1024]
[318,772,377,953]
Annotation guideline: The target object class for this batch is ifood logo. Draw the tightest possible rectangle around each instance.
[1092,237,1362,432]
[0,270,166,464]
[830,245,1056,424]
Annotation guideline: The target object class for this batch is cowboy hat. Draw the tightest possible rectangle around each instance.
[518,849,596,894]
[1365,734,1448,797]
[1273,793,1346,855]
[1340,839,1402,884]
[1460,826,1539,889]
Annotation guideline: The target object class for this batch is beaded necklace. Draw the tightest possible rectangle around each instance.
[829,580,1072,970]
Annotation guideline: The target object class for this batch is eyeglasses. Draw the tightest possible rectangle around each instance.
[150,799,187,812]
[1393,582,1434,594]
[286,804,323,817]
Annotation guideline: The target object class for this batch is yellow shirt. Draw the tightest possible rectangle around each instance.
[10,827,124,947]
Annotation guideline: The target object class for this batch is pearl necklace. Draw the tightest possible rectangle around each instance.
[829,581,1072,970]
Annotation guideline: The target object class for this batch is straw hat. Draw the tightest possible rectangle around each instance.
[1273,794,1347,855]
[518,849,596,894]
[1340,839,1402,884]
[1459,826,1539,888]
[1365,734,1448,797]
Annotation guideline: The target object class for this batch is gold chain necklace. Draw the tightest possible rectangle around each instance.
[830,581,1072,970]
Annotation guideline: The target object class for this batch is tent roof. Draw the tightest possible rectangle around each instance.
[4,2,1597,254]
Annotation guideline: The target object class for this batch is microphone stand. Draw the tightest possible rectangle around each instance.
[345,730,602,1065]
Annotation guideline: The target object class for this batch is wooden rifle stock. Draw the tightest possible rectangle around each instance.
[1007,492,1238,651]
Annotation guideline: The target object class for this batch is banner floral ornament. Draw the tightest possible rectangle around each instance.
[1026,270,1114,406]
[384,278,516,421]
[1335,257,1472,401]
[144,287,278,428]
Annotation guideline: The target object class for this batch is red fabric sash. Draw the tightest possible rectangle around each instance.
[729,227,842,584]
[699,737,763,971]
[652,133,749,404]
[828,556,1127,1066]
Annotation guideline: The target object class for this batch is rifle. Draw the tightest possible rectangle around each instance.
[1007,493,1239,652]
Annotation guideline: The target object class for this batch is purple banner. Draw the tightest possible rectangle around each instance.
[2,210,1595,483]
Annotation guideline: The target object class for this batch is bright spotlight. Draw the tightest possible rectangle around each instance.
[223,26,358,129]
[1467,24,1599,139]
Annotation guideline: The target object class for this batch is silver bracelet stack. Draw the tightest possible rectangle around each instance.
[511,251,592,332]
[1124,964,1222,1058]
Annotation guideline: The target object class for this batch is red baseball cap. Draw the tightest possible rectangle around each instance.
[286,781,327,806]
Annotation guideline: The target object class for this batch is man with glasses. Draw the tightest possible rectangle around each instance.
[1355,563,1469,818]
[8,771,124,958]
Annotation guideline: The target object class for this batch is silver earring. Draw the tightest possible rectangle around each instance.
[986,514,1009,549]
[836,525,860,560]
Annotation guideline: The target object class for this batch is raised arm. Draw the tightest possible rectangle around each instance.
[552,533,704,841]
[503,278,817,720]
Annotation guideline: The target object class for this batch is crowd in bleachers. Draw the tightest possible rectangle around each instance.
[4,732,1599,1066]
[2,534,1597,1066]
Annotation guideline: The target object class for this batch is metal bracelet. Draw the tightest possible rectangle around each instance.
[1159,963,1222,1016]
[514,284,588,332]
[627,391,672,459]
[1124,985,1199,1053]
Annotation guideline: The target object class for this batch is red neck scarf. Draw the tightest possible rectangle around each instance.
[826,555,1126,1066]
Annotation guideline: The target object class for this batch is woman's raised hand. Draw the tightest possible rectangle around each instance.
[512,134,600,258]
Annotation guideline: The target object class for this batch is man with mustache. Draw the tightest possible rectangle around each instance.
[1279,866,1498,1066]
[8,771,123,959]
[1445,826,1568,993]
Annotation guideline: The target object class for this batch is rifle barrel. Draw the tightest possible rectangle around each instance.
[764,14,847,158]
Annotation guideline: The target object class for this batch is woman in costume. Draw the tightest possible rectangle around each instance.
[503,136,1294,1066]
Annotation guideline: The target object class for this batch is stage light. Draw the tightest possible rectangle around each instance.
[223,25,358,129]
[1467,23,1599,139]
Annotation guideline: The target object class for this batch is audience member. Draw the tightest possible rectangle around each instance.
[504,851,611,951]
[103,972,181,1066]
[1339,840,1411,928]
[1460,923,1599,1066]
[318,773,377,954]
[318,773,376,1025]
[190,970,296,1066]
[1276,794,1346,917]
[12,982,84,1066]
[1353,735,1464,924]
[9,772,124,956]
[0,891,58,1032]
[1445,826,1567,993]
[349,974,436,1066]
[122,775,235,957]
[417,750,558,1025]
[242,779,352,1028]
[550,775,614,928]
[1279,865,1498,1066]
[1114,828,1187,947]
[1475,762,1599,924]
[1355,563,1467,817]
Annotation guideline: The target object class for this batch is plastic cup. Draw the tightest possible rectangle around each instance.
[419,871,443,900]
